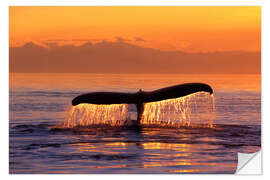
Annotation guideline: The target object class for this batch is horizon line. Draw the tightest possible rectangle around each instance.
[9,41,261,54]
[9,72,261,75]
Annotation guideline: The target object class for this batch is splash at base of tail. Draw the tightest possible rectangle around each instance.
[71,83,213,126]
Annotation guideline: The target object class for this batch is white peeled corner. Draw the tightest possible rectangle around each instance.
[235,150,262,174]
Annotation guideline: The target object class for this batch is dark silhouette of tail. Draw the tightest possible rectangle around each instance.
[72,83,213,125]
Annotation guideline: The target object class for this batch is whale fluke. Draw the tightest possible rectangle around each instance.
[71,83,213,125]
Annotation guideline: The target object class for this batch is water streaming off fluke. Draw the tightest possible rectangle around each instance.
[64,92,215,128]
[141,92,215,128]
[64,104,130,128]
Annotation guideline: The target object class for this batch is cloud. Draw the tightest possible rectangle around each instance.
[46,38,99,42]
[45,36,147,45]
[43,42,59,48]
[179,41,191,49]
[9,41,260,74]
[134,37,146,42]
[114,36,132,43]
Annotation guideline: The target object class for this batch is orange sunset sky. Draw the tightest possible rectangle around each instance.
[9,6,261,74]
[10,6,260,52]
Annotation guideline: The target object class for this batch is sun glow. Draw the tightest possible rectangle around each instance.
[10,6,260,52]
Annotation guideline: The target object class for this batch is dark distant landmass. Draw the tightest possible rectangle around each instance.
[9,41,261,74]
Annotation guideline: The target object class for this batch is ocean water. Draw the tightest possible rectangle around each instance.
[9,73,261,174]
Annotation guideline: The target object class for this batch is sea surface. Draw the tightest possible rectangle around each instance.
[9,73,261,174]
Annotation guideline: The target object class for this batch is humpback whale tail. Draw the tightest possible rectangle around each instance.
[72,83,213,125]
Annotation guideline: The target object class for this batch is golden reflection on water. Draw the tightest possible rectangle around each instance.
[140,141,222,172]
[141,142,192,169]
[72,143,97,153]
[169,169,200,173]
[73,143,121,155]
[141,142,189,151]
[72,136,128,155]
[70,135,234,173]
[94,164,127,169]
[106,142,127,147]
